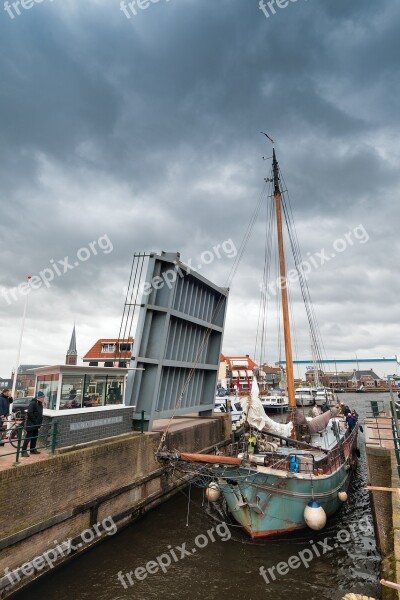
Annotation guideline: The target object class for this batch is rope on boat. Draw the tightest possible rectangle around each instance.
[186,481,192,527]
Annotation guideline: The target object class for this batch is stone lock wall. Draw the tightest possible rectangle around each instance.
[0,414,231,599]
[366,445,394,556]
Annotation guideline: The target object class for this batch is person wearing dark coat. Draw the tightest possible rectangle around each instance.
[21,391,44,457]
[0,389,13,447]
[346,413,356,432]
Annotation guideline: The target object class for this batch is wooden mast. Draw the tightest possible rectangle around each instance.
[272,149,296,409]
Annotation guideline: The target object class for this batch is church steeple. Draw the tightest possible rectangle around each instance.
[66,324,78,365]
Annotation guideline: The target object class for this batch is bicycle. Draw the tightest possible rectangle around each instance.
[3,413,48,451]
[3,411,26,449]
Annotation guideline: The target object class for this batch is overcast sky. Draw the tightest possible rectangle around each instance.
[0,0,398,379]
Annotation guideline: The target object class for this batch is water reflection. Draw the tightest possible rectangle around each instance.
[14,393,381,600]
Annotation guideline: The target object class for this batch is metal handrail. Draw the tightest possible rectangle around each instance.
[0,421,59,465]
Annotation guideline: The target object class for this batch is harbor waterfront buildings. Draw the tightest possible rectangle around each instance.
[218,356,399,391]
[278,356,400,388]
[218,354,282,392]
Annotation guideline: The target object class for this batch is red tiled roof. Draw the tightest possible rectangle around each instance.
[220,355,257,369]
[262,365,282,374]
[83,338,134,360]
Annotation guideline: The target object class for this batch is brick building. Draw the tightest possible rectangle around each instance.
[305,368,385,389]
[259,364,284,391]
[9,365,46,396]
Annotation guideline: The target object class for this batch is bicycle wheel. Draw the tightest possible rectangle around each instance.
[8,426,24,449]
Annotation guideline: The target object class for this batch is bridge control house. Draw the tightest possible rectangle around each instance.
[30,365,135,448]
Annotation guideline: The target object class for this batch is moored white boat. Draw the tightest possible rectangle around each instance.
[295,386,315,407]
[315,387,337,406]
[260,389,289,413]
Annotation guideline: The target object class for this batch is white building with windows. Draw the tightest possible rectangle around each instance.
[29,364,135,448]
[83,338,134,368]
[218,354,256,391]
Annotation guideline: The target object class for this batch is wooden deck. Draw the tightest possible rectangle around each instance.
[364,416,395,449]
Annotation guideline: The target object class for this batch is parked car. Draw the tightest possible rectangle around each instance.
[216,387,230,397]
[214,399,242,423]
[10,396,33,415]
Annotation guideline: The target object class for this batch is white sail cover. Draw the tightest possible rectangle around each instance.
[241,377,293,437]
[307,407,338,433]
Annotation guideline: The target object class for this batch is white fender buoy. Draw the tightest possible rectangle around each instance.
[338,490,348,502]
[205,483,221,502]
[304,500,327,530]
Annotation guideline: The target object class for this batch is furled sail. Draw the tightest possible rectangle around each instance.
[307,407,338,433]
[241,377,293,437]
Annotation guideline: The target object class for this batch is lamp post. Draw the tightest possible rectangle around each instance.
[11,276,31,401]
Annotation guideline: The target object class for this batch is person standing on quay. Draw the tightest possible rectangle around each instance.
[0,388,13,447]
[21,391,44,457]
[346,411,356,433]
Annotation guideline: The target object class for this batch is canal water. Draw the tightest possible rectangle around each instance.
[15,393,382,600]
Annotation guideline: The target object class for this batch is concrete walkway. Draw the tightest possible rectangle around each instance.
[0,441,49,471]
[0,415,226,471]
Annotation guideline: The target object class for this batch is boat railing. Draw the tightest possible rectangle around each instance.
[365,397,400,480]
[260,424,358,475]
[320,424,358,473]
[260,451,315,474]
[253,449,348,476]
[265,454,290,471]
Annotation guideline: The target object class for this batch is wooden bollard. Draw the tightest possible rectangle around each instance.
[367,486,400,493]
[380,579,400,591]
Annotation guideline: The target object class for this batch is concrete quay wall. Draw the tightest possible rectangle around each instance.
[366,443,400,600]
[0,415,231,598]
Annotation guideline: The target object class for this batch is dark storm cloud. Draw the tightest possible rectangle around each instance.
[0,0,399,374]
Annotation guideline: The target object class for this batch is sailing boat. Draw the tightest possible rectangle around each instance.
[158,147,359,538]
